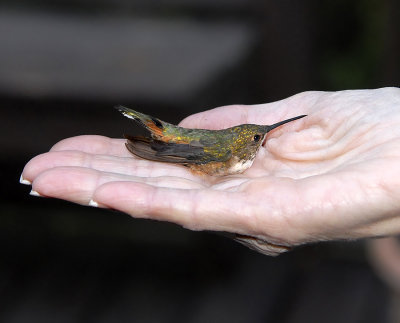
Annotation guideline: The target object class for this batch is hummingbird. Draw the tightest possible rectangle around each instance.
[116,106,306,256]
[116,106,306,176]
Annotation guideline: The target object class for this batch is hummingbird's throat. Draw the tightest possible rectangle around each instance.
[227,157,255,174]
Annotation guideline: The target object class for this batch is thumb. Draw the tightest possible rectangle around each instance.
[179,104,251,130]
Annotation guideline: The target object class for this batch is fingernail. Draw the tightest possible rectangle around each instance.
[29,190,42,197]
[20,174,31,185]
[88,199,99,207]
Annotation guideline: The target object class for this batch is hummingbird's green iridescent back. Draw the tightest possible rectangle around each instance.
[116,106,305,176]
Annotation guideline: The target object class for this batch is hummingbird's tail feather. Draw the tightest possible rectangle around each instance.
[124,135,209,164]
[266,114,307,132]
[116,106,168,138]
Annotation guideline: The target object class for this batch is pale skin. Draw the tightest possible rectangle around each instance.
[21,87,400,254]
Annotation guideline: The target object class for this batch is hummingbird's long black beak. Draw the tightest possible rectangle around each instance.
[267,115,307,132]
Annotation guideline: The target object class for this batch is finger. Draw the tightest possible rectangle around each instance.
[179,92,316,129]
[179,105,251,129]
[92,181,262,234]
[32,167,107,204]
[50,135,131,157]
[22,150,203,184]
[31,167,206,205]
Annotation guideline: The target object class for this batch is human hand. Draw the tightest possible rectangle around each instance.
[21,87,400,255]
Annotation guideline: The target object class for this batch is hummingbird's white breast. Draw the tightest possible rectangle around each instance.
[227,157,255,174]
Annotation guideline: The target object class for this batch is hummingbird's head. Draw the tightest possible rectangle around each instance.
[228,114,306,161]
[229,124,269,161]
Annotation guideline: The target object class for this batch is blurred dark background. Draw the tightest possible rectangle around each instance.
[2,0,400,322]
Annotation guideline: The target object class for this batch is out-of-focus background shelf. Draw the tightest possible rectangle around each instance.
[0,11,253,102]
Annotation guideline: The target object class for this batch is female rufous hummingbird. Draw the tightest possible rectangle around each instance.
[116,106,306,177]
[116,106,306,256]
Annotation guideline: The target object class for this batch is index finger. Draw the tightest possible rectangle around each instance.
[50,135,131,157]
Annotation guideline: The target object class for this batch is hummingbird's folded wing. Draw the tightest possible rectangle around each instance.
[124,135,229,164]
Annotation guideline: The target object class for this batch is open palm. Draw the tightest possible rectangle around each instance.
[22,88,400,255]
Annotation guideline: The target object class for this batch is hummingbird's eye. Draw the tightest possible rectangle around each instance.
[253,134,261,142]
